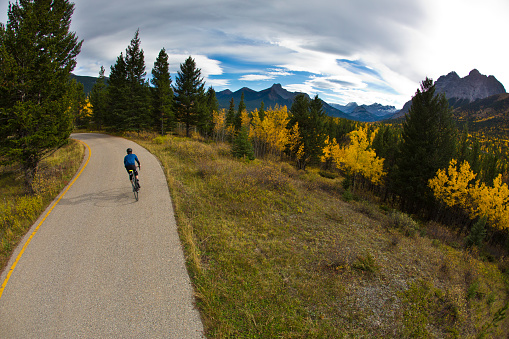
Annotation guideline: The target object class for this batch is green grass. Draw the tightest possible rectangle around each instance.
[0,139,84,270]
[131,132,509,338]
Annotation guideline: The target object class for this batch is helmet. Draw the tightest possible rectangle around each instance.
[126,148,132,154]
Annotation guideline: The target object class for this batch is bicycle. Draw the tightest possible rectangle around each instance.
[128,166,140,201]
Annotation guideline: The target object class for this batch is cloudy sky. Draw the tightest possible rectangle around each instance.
[1,0,508,108]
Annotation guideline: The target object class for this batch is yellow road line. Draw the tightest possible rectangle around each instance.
[0,140,91,299]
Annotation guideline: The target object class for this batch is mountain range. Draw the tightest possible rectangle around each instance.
[215,84,352,120]
[73,69,507,124]
[215,84,401,121]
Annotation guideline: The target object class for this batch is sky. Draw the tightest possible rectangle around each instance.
[1,0,508,108]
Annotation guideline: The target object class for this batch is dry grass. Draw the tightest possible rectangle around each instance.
[131,132,509,338]
[0,139,85,270]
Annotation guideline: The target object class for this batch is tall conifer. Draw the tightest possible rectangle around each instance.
[151,48,174,134]
[124,29,151,131]
[106,53,128,129]
[393,78,456,214]
[173,56,205,137]
[288,94,327,169]
[90,66,108,129]
[199,86,218,137]
[0,0,82,190]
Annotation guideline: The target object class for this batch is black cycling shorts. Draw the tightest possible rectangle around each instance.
[125,164,138,176]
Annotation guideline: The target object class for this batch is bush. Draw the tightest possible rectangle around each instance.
[231,128,254,160]
[386,211,419,237]
[465,215,487,248]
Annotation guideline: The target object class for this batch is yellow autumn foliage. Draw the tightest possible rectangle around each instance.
[428,159,476,208]
[249,105,292,157]
[429,159,509,230]
[328,126,385,184]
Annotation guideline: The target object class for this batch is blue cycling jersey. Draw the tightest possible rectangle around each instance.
[124,154,140,167]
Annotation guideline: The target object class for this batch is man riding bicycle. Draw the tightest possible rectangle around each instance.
[124,148,141,188]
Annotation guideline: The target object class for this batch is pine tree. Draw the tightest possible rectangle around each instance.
[106,53,128,129]
[288,94,327,169]
[70,80,88,128]
[151,48,174,135]
[199,86,218,137]
[232,126,255,160]
[226,97,235,127]
[173,56,205,137]
[235,92,246,131]
[394,78,456,214]
[124,29,151,131]
[0,0,82,191]
[90,66,108,129]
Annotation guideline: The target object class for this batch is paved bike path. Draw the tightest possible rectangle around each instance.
[0,133,204,338]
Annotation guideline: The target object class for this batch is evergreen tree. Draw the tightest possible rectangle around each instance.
[173,56,205,137]
[106,53,128,129]
[151,48,174,134]
[288,94,327,169]
[259,101,265,120]
[235,92,246,131]
[89,66,108,129]
[0,0,82,191]
[124,29,151,131]
[226,97,235,127]
[393,78,456,214]
[199,86,218,137]
[232,126,255,160]
[70,80,88,128]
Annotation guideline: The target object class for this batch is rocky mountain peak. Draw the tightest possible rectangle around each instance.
[434,69,506,103]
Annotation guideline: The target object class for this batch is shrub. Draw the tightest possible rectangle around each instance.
[386,211,419,237]
[465,215,487,248]
[352,252,379,273]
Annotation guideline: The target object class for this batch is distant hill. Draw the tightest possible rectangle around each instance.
[331,102,398,122]
[216,84,350,119]
[70,74,102,94]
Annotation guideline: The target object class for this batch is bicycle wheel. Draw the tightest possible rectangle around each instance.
[131,176,139,201]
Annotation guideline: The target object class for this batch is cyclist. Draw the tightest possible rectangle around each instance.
[124,148,141,188]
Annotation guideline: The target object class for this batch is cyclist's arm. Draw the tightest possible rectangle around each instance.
[135,156,140,167]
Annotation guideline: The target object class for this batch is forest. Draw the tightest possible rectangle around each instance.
[71,31,509,255]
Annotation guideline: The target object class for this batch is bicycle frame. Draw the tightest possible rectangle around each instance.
[128,169,139,201]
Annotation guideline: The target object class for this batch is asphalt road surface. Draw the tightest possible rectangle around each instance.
[0,133,204,338]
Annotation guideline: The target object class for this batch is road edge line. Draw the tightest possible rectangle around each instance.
[0,139,91,299]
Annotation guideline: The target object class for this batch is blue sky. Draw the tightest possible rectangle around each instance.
[1,0,508,108]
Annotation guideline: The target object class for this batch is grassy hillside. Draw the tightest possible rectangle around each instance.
[131,132,509,338]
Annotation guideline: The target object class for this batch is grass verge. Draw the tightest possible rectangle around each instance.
[132,132,509,338]
[0,139,85,271]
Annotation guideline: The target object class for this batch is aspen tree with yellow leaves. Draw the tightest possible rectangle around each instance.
[429,159,509,231]
[328,126,385,190]
[212,109,227,142]
[249,105,292,158]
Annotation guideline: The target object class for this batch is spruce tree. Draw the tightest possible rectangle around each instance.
[106,53,128,129]
[393,78,456,214]
[199,86,218,137]
[90,66,108,129]
[226,97,235,127]
[124,29,151,131]
[235,92,246,130]
[0,0,82,191]
[173,56,205,137]
[232,126,254,160]
[288,94,327,169]
[151,48,174,134]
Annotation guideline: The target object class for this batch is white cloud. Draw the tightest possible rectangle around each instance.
[1,0,507,107]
